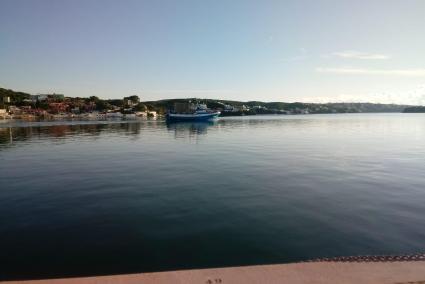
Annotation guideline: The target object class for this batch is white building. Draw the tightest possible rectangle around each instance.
[0,109,8,118]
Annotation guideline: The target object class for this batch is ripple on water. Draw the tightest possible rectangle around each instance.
[0,114,425,279]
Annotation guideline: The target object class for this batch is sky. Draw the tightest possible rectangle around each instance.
[1,0,425,104]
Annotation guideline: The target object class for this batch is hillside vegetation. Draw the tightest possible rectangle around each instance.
[0,87,419,115]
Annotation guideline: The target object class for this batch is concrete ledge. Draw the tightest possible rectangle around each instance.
[3,261,425,284]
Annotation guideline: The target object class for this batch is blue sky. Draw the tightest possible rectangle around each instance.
[1,0,425,104]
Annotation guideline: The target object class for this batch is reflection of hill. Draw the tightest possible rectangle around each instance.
[0,122,148,149]
[0,128,13,145]
[166,121,216,139]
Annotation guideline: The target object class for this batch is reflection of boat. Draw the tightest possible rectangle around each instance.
[166,120,216,136]
[167,102,220,122]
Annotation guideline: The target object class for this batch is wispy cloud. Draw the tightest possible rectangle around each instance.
[331,50,390,60]
[316,67,425,77]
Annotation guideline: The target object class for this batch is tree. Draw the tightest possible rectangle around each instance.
[89,96,100,101]
[36,100,49,110]
[124,95,140,103]
[95,100,109,111]
[107,99,124,108]
[134,103,147,111]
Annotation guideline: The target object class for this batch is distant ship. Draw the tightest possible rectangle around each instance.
[166,102,220,121]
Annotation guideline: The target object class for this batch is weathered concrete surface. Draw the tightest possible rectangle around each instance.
[3,261,425,284]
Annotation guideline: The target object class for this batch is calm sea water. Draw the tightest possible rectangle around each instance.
[1,114,425,280]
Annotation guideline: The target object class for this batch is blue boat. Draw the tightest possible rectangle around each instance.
[166,103,220,122]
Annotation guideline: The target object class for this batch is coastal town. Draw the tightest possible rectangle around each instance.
[0,89,157,120]
[0,87,419,120]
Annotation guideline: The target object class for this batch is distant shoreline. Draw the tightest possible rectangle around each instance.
[2,112,425,125]
[2,87,424,119]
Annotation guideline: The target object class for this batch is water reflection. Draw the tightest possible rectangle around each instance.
[0,122,148,149]
[0,120,222,148]
[0,128,14,145]
[2,114,425,149]
[1,114,425,280]
[166,121,216,139]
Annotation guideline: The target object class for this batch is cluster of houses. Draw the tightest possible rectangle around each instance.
[0,108,9,119]
[220,103,310,115]
[0,91,320,120]
[222,104,251,112]
[0,94,157,120]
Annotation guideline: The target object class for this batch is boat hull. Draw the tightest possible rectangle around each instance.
[166,112,220,121]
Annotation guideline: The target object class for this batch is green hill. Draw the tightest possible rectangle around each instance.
[0,86,417,115]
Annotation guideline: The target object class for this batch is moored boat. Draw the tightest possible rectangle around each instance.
[166,102,220,121]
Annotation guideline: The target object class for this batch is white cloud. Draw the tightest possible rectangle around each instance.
[332,50,390,60]
[316,67,425,77]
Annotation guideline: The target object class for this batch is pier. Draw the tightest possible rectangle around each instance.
[3,258,425,284]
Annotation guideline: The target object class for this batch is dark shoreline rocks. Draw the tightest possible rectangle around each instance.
[308,253,425,262]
